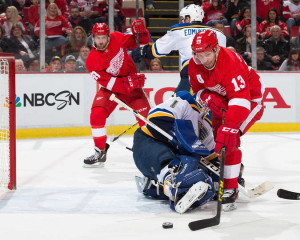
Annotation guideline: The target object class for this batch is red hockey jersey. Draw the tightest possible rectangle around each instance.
[86,31,150,94]
[189,47,264,128]
[34,15,72,38]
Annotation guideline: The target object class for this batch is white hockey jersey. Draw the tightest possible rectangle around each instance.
[151,23,226,70]
[141,91,215,153]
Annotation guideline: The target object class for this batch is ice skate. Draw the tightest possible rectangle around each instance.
[83,144,109,168]
[175,182,209,214]
[222,188,239,211]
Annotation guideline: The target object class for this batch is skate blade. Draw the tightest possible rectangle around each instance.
[83,162,105,168]
[175,182,208,214]
[222,202,237,212]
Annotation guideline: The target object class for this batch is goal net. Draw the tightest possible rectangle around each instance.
[0,54,16,190]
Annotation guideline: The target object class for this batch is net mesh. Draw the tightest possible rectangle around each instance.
[0,58,10,188]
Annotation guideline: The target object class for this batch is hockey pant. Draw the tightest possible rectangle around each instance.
[90,88,151,149]
[212,101,264,189]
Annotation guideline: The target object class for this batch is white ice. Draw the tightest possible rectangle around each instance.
[0,133,300,240]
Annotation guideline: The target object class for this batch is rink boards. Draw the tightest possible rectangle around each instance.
[13,72,300,138]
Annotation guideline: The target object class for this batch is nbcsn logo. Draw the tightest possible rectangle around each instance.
[4,96,22,108]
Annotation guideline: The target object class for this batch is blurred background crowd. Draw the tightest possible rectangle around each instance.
[0,0,299,73]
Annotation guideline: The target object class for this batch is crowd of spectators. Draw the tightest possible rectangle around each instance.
[197,0,300,71]
[0,0,299,72]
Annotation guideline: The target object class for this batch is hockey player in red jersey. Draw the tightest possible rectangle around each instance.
[188,30,265,211]
[84,21,151,168]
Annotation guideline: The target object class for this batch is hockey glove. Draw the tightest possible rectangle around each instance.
[131,47,143,63]
[215,125,239,153]
[201,91,228,118]
[124,74,146,93]
[131,19,147,36]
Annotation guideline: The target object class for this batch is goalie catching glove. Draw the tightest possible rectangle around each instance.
[123,73,146,93]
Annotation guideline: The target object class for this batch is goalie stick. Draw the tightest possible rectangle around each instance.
[277,189,300,200]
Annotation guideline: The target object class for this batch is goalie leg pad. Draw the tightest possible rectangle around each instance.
[135,176,168,200]
[175,181,209,214]
[170,164,215,213]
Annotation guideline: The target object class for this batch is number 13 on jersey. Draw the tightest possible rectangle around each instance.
[232,75,246,92]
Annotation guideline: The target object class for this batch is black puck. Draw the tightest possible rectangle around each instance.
[162,222,173,229]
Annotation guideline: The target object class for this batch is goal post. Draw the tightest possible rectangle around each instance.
[0,53,16,190]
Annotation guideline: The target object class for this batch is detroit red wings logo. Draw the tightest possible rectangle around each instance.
[207,84,226,96]
[261,0,274,5]
[106,48,124,76]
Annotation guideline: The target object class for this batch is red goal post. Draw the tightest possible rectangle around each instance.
[0,53,16,190]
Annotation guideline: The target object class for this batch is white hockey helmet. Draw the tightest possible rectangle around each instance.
[179,4,204,23]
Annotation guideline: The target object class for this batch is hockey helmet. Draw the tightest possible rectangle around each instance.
[191,30,218,53]
[179,4,204,23]
[92,23,110,36]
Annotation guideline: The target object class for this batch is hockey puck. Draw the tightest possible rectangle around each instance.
[162,222,173,229]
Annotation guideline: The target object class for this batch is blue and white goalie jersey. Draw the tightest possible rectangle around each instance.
[141,91,215,153]
[151,23,226,70]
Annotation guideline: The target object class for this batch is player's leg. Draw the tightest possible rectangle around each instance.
[83,89,117,168]
[174,65,190,93]
[222,102,264,211]
[133,128,175,200]
[212,113,241,210]
[122,88,151,127]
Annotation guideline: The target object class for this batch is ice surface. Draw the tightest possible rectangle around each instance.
[0,133,300,240]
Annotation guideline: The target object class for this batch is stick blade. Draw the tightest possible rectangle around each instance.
[277,189,300,200]
[188,217,220,231]
[246,181,274,198]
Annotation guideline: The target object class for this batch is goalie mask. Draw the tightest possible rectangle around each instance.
[179,4,204,23]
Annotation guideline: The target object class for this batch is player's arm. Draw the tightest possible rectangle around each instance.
[121,19,151,50]
[146,108,176,144]
[189,59,228,118]
[88,68,145,94]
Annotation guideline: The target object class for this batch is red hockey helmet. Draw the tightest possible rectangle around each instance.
[191,30,218,53]
[92,23,110,36]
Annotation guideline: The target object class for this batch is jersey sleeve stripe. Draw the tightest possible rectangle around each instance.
[240,103,263,133]
[148,112,174,120]
[180,60,190,71]
[149,108,173,116]
[228,98,251,110]
[141,126,156,138]
[106,77,116,91]
[152,43,168,57]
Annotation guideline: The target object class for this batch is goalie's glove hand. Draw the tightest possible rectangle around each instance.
[215,125,239,153]
[123,74,146,93]
[131,19,147,36]
[201,91,228,118]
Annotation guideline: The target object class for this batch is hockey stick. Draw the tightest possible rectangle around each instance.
[277,189,300,200]
[189,113,226,231]
[189,147,225,231]
[110,94,273,199]
[109,94,178,145]
[110,122,139,142]
[199,158,274,199]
